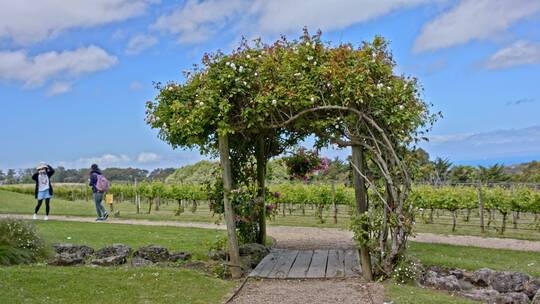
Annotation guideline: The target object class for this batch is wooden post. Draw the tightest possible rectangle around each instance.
[218,134,242,279]
[135,178,140,214]
[255,137,267,245]
[332,182,337,224]
[477,182,485,233]
[351,145,373,281]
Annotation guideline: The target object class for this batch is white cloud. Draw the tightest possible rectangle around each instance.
[422,126,540,160]
[0,45,117,87]
[126,34,158,54]
[251,0,433,35]
[484,41,540,69]
[152,0,434,44]
[137,152,160,163]
[152,0,246,44]
[58,154,131,168]
[0,0,151,45]
[414,0,540,52]
[47,82,72,96]
[129,81,145,91]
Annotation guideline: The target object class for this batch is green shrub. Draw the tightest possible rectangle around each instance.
[0,218,50,265]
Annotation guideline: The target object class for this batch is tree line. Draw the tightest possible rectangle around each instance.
[0,167,176,184]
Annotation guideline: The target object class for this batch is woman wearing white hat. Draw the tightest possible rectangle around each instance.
[31,162,55,220]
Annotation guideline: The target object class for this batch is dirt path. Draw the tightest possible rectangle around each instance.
[228,279,384,304]
[3,213,540,252]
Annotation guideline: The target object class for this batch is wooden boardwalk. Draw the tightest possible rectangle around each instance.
[249,249,361,279]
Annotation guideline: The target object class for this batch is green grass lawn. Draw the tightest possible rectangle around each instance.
[1,265,235,304]
[409,241,540,276]
[33,221,225,260]
[384,283,477,304]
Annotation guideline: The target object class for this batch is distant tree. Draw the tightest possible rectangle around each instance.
[101,168,149,182]
[432,157,452,184]
[17,169,34,183]
[5,169,16,184]
[148,168,176,181]
[478,164,509,183]
[406,148,433,182]
[0,170,5,183]
[515,161,540,183]
[51,166,67,183]
[165,161,218,184]
[448,165,477,183]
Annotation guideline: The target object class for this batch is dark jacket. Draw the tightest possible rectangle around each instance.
[32,165,55,198]
[89,169,102,193]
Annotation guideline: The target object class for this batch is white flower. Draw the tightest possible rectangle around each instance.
[167,86,174,91]
[307,56,313,61]
[294,72,302,77]
[199,101,204,106]
[258,55,262,58]
[239,66,244,72]
[306,42,310,47]
[243,81,247,86]
[246,54,251,59]
[312,44,316,49]
[399,105,404,110]
[387,86,391,91]
[313,61,317,65]
[230,62,236,69]
[376,83,383,89]
[254,72,258,76]
[271,99,277,105]
[310,97,315,102]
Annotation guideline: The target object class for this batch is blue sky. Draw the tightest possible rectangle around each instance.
[1,0,540,170]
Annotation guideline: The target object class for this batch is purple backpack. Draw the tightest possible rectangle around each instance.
[96,175,109,192]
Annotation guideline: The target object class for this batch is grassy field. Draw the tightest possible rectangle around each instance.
[2,218,538,303]
[2,189,540,242]
[1,265,235,304]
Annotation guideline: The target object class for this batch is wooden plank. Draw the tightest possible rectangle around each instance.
[326,250,344,278]
[267,250,299,279]
[249,249,283,277]
[344,249,361,277]
[306,249,329,278]
[287,250,314,279]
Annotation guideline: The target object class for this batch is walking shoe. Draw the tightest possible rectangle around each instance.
[103,212,109,220]
[32,214,37,220]
[95,218,103,222]
[44,216,48,221]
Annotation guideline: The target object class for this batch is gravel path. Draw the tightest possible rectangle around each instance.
[228,279,384,304]
[3,214,540,252]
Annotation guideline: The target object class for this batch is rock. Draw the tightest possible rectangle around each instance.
[423,271,462,291]
[169,252,192,262]
[239,243,269,268]
[489,272,530,293]
[91,244,131,266]
[458,279,475,291]
[48,252,85,266]
[133,245,170,263]
[131,256,154,267]
[493,292,530,304]
[208,250,228,261]
[91,255,127,266]
[52,243,94,258]
[94,244,131,259]
[532,289,540,304]
[460,288,499,302]
[449,269,465,280]
[525,279,540,299]
[471,268,495,287]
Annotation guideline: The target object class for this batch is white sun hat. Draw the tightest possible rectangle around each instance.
[36,162,48,170]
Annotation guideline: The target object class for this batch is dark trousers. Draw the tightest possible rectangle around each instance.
[35,199,50,215]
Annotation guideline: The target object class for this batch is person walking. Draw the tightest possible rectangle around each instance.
[89,164,109,221]
[32,162,55,220]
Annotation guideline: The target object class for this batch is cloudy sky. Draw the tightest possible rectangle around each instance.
[1,0,539,170]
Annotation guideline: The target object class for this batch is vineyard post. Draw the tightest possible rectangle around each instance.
[351,145,373,281]
[135,178,140,214]
[218,134,242,279]
[332,182,337,224]
[477,182,485,233]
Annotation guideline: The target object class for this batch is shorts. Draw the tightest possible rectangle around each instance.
[37,190,52,200]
